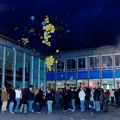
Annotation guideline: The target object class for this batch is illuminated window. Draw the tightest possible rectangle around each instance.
[57,59,65,72]
[67,58,76,70]
[78,57,86,70]
[90,56,99,69]
[102,55,112,69]
[115,54,120,67]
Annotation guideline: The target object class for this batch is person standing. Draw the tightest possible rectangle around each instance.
[79,88,86,112]
[85,87,91,110]
[28,88,35,113]
[1,87,8,113]
[94,88,101,112]
[110,89,115,105]
[62,89,69,111]
[20,89,28,113]
[90,88,95,110]
[55,89,61,110]
[9,87,16,114]
[45,89,54,114]
[103,91,109,112]
[71,88,76,112]
[34,88,43,113]
[14,87,22,112]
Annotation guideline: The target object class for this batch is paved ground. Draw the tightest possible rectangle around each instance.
[0,107,120,120]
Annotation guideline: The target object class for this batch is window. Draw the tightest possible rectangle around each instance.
[89,56,99,69]
[78,57,86,70]
[67,58,76,70]
[57,59,64,72]
[25,54,30,87]
[102,55,112,69]
[5,47,14,87]
[16,50,23,87]
[115,54,120,67]
[33,57,38,86]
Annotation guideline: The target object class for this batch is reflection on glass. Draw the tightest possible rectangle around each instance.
[78,57,86,70]
[67,59,76,70]
[25,54,30,88]
[16,51,23,87]
[40,60,45,87]
[57,59,64,72]
[90,56,99,69]
[0,45,3,87]
[5,47,13,87]
[33,57,38,87]
[102,56,112,69]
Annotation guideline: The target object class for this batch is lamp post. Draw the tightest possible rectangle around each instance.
[55,60,58,90]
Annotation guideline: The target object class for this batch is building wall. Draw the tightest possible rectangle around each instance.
[46,45,120,89]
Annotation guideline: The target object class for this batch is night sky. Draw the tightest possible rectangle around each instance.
[0,0,120,55]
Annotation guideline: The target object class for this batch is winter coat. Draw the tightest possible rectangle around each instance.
[85,88,90,101]
[94,89,100,101]
[45,92,54,101]
[21,89,28,104]
[28,90,35,101]
[9,89,15,102]
[1,90,8,102]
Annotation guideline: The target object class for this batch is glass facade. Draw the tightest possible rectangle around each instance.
[5,47,14,88]
[16,51,23,88]
[33,57,38,86]
[0,39,45,89]
[0,45,3,87]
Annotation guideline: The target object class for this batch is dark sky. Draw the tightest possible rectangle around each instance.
[0,0,120,55]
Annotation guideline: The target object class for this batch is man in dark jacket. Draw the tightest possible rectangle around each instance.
[20,89,29,113]
[8,87,15,114]
[34,88,43,113]
[62,89,69,111]
[45,89,54,114]
[85,87,91,110]
[94,88,101,112]
[28,88,35,112]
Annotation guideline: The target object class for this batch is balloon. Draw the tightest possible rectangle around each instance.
[41,21,46,26]
[31,16,35,21]
[45,55,55,71]
[22,38,29,45]
[28,28,35,33]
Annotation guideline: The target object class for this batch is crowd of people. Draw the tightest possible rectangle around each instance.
[0,85,120,114]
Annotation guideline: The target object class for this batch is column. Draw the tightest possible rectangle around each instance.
[22,53,26,88]
[55,60,58,90]
[112,48,115,89]
[38,58,41,88]
[65,59,67,87]
[87,56,90,87]
[13,48,17,88]
[99,48,102,88]
[76,58,78,87]
[30,56,34,85]
[2,46,6,88]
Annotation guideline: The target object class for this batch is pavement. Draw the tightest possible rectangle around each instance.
[0,107,120,120]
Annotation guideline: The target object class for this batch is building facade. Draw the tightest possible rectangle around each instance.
[0,35,45,89]
[46,45,120,89]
